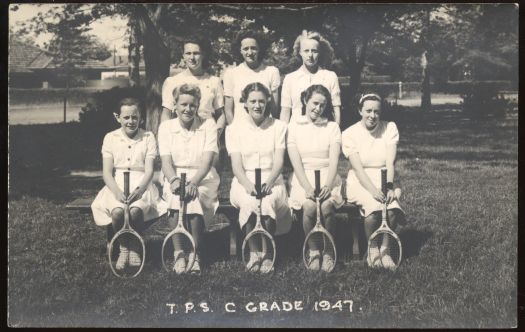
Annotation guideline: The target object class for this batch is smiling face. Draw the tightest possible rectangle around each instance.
[299,38,320,69]
[359,99,382,130]
[305,92,327,122]
[245,90,268,123]
[175,94,199,125]
[183,42,203,72]
[240,38,260,67]
[115,105,141,137]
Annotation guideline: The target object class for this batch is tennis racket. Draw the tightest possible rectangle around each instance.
[161,173,196,273]
[107,171,146,278]
[302,170,337,272]
[241,168,276,273]
[367,168,402,271]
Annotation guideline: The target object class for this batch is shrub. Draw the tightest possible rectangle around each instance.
[79,86,147,135]
[459,81,511,118]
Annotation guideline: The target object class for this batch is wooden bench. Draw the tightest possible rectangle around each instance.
[66,185,364,260]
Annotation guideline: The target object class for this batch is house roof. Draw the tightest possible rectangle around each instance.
[9,37,54,73]
[9,37,145,72]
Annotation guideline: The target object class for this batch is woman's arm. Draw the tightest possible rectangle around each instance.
[102,157,126,203]
[385,144,397,204]
[231,153,256,195]
[269,90,280,119]
[224,96,235,125]
[287,145,314,198]
[348,153,384,203]
[280,106,291,124]
[333,106,341,126]
[160,155,181,194]
[186,151,215,200]
[128,157,155,203]
[262,148,285,195]
[319,141,340,200]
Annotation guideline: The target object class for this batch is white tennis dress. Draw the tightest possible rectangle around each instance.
[157,116,220,227]
[341,120,404,217]
[225,117,292,235]
[287,116,344,210]
[91,128,167,226]
[281,65,341,123]
[223,62,281,123]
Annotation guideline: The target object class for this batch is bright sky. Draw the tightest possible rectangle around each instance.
[9,3,129,54]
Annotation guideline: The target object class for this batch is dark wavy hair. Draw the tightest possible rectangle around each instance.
[232,30,269,64]
[240,82,272,117]
[181,35,212,69]
[300,84,334,122]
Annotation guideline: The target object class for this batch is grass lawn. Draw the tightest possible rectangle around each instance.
[7,109,518,328]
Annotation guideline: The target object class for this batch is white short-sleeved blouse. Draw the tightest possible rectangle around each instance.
[341,120,399,168]
[281,65,341,122]
[225,117,287,170]
[161,70,224,120]
[223,62,281,123]
[157,117,218,167]
[101,128,158,170]
[287,116,341,170]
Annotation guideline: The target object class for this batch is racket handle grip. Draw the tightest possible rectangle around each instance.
[381,168,387,196]
[255,168,261,198]
[314,170,321,197]
[179,173,186,199]
[123,171,130,197]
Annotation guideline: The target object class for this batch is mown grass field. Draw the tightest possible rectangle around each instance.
[8,108,518,328]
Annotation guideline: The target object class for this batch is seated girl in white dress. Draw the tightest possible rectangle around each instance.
[157,84,220,274]
[91,98,166,270]
[226,82,292,273]
[341,93,405,269]
[287,84,344,271]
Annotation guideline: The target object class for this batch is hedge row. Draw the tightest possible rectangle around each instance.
[9,87,101,106]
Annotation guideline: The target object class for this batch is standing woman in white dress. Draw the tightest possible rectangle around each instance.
[223,30,281,124]
[91,98,166,270]
[341,93,405,269]
[226,82,292,273]
[160,36,225,166]
[157,84,220,274]
[287,84,344,271]
[280,30,342,125]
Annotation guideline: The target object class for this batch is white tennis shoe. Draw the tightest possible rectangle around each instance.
[116,245,129,270]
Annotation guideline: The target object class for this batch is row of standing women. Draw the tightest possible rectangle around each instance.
[91,29,405,274]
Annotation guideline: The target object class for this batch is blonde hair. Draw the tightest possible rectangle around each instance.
[292,30,335,68]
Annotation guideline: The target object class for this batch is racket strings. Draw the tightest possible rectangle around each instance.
[369,232,401,270]
[242,232,276,272]
[163,232,196,272]
[303,231,336,272]
[109,233,144,277]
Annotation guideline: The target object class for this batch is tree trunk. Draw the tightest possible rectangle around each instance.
[420,8,432,111]
[128,13,141,87]
[133,4,170,135]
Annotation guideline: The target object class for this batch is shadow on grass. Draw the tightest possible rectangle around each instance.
[399,228,433,259]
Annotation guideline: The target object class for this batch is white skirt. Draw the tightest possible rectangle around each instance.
[346,168,404,217]
[288,167,344,210]
[91,170,167,226]
[230,170,292,236]
[162,166,220,228]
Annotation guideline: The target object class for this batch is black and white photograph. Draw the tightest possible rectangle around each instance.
[7,2,519,328]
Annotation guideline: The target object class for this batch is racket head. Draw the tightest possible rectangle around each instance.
[107,229,145,278]
[367,228,402,270]
[302,227,337,272]
[161,228,196,273]
[241,229,276,272]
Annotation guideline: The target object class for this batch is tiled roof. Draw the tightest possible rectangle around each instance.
[9,38,54,73]
[9,38,145,72]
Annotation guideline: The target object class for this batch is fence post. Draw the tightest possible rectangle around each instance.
[398,81,403,99]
